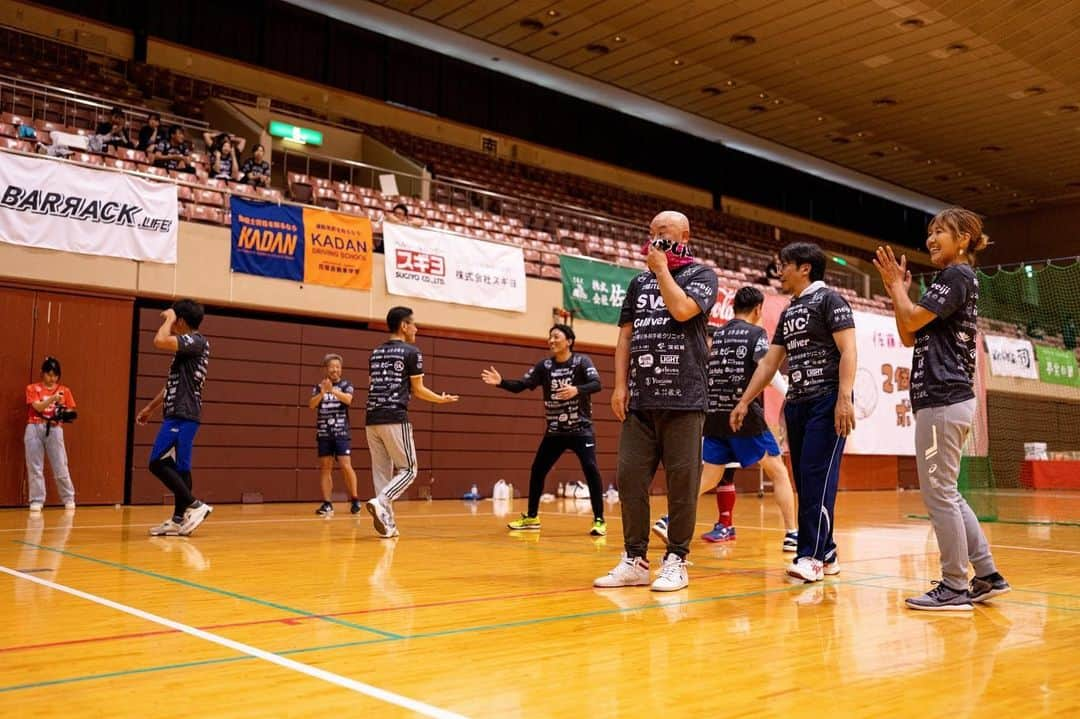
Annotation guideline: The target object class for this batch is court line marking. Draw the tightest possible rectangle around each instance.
[0,566,467,717]
[0,511,487,533]
[0,576,849,695]
[4,565,1078,696]
[13,541,401,639]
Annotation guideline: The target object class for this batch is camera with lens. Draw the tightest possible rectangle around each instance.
[52,404,78,423]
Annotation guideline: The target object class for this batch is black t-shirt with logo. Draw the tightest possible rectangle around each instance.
[704,319,770,438]
[772,284,855,402]
[618,263,719,411]
[365,340,423,425]
[164,332,210,422]
[499,353,601,436]
[312,379,354,439]
[911,264,978,411]
[241,159,270,183]
[153,138,190,170]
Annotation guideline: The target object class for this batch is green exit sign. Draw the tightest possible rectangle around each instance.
[268,121,323,146]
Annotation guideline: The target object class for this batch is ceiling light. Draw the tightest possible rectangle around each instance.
[980,145,1004,152]
[585,43,610,55]
[1024,86,1047,96]
[831,136,851,144]
[1059,104,1080,113]
[519,19,544,31]
[944,43,969,55]
[725,80,737,87]
[613,35,625,42]
[816,115,824,122]
[925,159,934,164]
[758,92,768,99]
[748,104,767,113]
[868,151,886,158]
[730,34,756,47]
[934,174,951,181]
[672,59,683,66]
[900,18,926,29]
[873,97,898,107]
[892,145,901,151]
[547,9,559,17]
[772,98,782,105]
[701,86,723,96]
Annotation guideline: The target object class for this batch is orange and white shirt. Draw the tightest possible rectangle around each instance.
[26,383,76,424]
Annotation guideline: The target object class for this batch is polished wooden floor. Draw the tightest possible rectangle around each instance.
[3,490,1080,718]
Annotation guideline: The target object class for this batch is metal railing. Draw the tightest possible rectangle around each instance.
[0,74,209,134]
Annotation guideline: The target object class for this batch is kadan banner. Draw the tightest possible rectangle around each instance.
[230,197,372,290]
[0,151,178,263]
[382,223,526,312]
[984,334,1039,379]
[559,254,638,324]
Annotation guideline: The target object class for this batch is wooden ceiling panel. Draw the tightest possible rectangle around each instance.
[375,0,1080,212]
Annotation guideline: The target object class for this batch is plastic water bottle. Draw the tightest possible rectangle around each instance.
[470,483,479,500]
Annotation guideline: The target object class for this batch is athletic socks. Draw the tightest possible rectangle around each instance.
[715,484,736,527]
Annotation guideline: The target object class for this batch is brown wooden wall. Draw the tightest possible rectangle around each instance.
[0,285,132,506]
[131,307,623,504]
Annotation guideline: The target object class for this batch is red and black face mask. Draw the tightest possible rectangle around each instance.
[641,237,694,270]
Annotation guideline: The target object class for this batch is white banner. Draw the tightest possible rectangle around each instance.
[846,311,918,455]
[382,223,527,312]
[984,334,1039,379]
[0,152,178,263]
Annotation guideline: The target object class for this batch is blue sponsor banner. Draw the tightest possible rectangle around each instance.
[230,197,304,281]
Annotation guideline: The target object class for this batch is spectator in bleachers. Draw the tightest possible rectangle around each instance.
[149,125,194,173]
[94,106,134,151]
[1064,316,1077,350]
[384,202,424,228]
[137,112,161,152]
[206,133,241,181]
[240,144,271,187]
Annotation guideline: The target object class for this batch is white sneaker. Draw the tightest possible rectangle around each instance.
[366,496,394,536]
[64,502,76,510]
[179,502,213,536]
[593,553,651,587]
[149,518,182,536]
[823,560,840,576]
[787,557,824,583]
[651,553,690,592]
[378,520,400,539]
[29,503,43,513]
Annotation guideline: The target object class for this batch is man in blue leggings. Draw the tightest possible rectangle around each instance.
[136,299,213,537]
[732,242,857,582]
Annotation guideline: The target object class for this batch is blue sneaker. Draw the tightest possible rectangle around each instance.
[651,515,669,543]
[701,524,736,543]
[783,531,798,552]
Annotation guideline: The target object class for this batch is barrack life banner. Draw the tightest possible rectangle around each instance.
[0,152,178,263]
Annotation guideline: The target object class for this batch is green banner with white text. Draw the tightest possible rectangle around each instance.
[1037,344,1080,387]
[560,255,638,325]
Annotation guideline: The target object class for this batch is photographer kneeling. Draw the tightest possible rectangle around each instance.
[24,357,77,512]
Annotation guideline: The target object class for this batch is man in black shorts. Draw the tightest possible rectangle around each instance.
[309,353,361,516]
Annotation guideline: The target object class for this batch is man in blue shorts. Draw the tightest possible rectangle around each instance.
[136,299,213,537]
[653,286,798,550]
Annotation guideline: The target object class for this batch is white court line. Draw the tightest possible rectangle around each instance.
[0,565,468,719]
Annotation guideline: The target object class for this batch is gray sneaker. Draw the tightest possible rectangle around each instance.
[969,573,1011,603]
[905,582,974,612]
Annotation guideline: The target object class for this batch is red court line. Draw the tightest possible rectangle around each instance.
[0,565,766,655]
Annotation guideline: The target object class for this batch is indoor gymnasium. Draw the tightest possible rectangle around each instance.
[1,1,1078,716]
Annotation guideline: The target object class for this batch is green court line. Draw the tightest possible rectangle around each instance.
[905,513,1080,528]
[0,577,850,694]
[12,540,402,640]
[5,566,1080,696]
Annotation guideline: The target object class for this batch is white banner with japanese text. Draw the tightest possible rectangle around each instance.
[382,223,527,312]
[846,310,918,455]
[0,151,178,263]
[983,334,1040,379]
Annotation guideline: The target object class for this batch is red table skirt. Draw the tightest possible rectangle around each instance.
[1020,461,1080,490]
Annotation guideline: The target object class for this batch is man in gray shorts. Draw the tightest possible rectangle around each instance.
[363,306,459,538]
